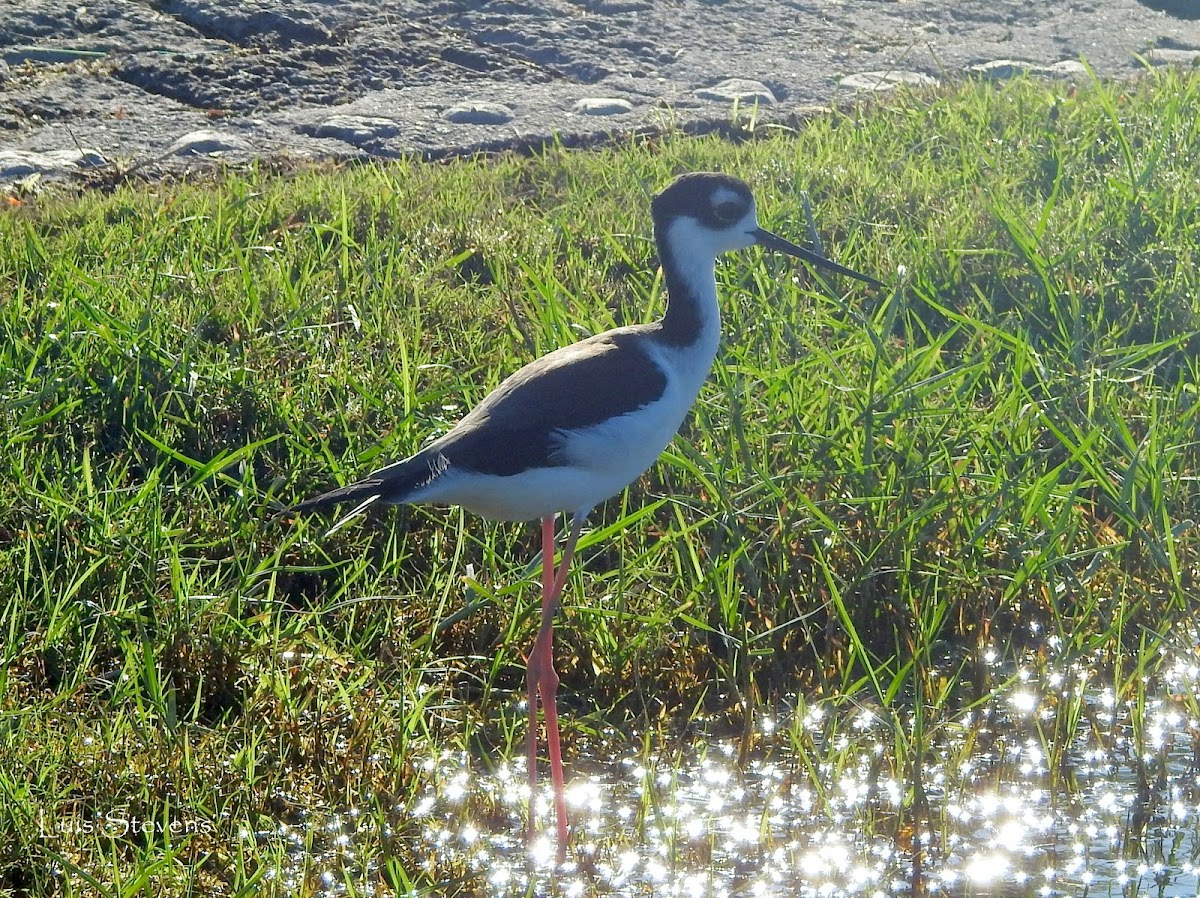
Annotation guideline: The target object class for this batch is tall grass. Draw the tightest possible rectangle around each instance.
[1,67,1198,895]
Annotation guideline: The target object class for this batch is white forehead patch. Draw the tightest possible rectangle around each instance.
[710,185,745,208]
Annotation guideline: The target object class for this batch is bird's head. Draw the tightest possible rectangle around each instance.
[652,171,881,286]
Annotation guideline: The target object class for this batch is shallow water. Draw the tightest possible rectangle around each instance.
[250,642,1200,897]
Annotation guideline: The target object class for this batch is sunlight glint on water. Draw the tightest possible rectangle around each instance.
[248,642,1200,897]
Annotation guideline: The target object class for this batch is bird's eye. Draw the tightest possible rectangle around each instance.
[713,201,742,223]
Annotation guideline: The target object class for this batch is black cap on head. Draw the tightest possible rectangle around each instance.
[652,172,755,231]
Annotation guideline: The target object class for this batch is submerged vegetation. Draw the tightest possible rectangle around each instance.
[1,67,1199,896]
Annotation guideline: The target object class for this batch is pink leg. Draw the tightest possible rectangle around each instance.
[526,517,556,834]
[526,514,585,857]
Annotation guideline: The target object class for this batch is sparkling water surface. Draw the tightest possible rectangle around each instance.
[248,641,1200,897]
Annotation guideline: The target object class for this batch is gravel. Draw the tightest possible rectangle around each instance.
[2,0,1199,183]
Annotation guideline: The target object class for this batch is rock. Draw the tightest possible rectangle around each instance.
[572,97,635,116]
[310,114,404,144]
[156,0,333,45]
[1144,47,1200,66]
[965,59,1087,79]
[442,101,514,125]
[0,148,107,183]
[574,0,651,10]
[839,70,938,91]
[694,78,777,104]
[1137,0,1200,18]
[164,130,252,157]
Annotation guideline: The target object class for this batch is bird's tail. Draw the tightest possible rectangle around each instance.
[290,479,385,514]
[290,450,446,515]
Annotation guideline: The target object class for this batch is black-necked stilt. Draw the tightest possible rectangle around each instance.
[292,171,880,854]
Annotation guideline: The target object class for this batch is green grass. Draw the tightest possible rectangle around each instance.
[2,66,1199,896]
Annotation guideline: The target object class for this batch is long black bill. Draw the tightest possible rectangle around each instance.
[753,227,882,289]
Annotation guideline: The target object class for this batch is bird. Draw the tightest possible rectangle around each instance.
[291,171,881,855]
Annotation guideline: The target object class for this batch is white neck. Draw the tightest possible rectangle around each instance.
[656,217,725,355]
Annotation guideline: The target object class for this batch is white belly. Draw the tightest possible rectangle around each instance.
[407,387,700,521]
